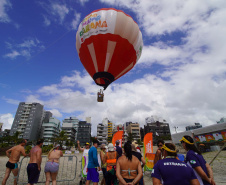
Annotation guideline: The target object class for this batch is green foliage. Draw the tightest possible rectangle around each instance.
[137,139,143,146]
[127,133,136,142]
[0,143,9,148]
[25,145,32,153]
[155,135,171,141]
[42,144,54,153]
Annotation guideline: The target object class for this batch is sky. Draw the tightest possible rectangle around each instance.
[0,0,226,135]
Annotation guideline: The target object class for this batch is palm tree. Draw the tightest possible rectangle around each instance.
[55,131,68,146]
[12,131,20,144]
[127,133,136,142]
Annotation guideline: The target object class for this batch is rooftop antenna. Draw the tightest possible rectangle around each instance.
[173,126,178,133]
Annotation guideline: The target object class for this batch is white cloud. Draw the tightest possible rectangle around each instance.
[0,0,11,23]
[0,113,14,130]
[4,38,45,60]
[79,0,89,6]
[47,109,63,118]
[4,50,20,59]
[43,15,51,26]
[71,12,81,30]
[2,97,20,105]
[21,67,226,135]
[51,3,69,23]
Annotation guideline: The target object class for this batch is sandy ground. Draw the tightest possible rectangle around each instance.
[0,149,225,185]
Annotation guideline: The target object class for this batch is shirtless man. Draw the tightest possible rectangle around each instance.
[27,139,43,185]
[2,139,27,185]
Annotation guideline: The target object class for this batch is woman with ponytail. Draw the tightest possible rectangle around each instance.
[116,141,142,185]
[151,143,199,185]
[180,135,215,185]
[44,144,63,185]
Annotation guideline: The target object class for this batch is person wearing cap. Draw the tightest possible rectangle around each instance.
[44,144,63,185]
[100,144,107,185]
[180,136,215,185]
[77,140,91,155]
[151,143,199,185]
[154,140,165,166]
[77,140,91,179]
[116,140,122,159]
[86,139,100,185]
[103,143,118,185]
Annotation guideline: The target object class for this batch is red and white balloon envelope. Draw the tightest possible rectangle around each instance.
[76,8,143,101]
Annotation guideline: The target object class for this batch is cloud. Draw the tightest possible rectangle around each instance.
[43,15,51,26]
[4,50,20,59]
[79,0,89,6]
[0,113,14,130]
[19,66,226,135]
[71,12,81,30]
[3,38,45,60]
[47,109,63,118]
[0,0,11,23]
[2,96,20,105]
[51,3,69,23]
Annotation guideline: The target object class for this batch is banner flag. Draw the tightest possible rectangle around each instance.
[212,133,223,141]
[112,131,123,147]
[143,133,154,171]
[221,131,226,141]
[205,134,215,142]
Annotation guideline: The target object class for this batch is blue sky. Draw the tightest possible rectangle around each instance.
[1,0,226,135]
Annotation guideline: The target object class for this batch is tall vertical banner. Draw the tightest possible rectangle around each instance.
[112,131,123,147]
[143,133,155,171]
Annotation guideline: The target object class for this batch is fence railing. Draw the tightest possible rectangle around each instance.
[17,155,77,185]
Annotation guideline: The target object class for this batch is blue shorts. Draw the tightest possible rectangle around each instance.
[87,168,99,182]
[27,163,40,184]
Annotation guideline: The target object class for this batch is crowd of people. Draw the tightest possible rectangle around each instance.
[2,139,63,185]
[2,135,216,185]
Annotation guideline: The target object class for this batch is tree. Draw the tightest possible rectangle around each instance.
[127,133,136,142]
[137,139,143,146]
[12,131,20,144]
[55,131,68,146]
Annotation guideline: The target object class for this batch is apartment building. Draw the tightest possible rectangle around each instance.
[42,117,61,145]
[108,121,114,138]
[77,121,91,146]
[62,117,79,141]
[144,116,171,144]
[62,122,76,142]
[10,102,44,141]
[186,123,202,131]
[126,122,141,141]
[97,123,108,145]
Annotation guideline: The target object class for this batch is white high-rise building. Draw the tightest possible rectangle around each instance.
[97,119,108,145]
[62,117,79,141]
[42,117,61,145]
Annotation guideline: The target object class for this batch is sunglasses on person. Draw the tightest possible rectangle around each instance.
[157,144,163,147]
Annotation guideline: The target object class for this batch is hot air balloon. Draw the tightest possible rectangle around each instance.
[76,8,143,101]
